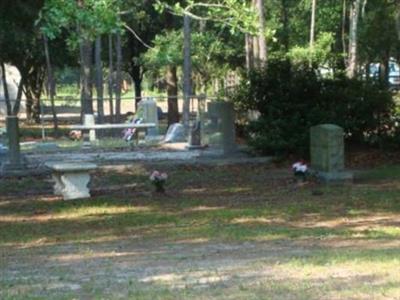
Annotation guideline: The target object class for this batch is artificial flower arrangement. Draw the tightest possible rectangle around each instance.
[292,160,308,181]
[149,170,168,193]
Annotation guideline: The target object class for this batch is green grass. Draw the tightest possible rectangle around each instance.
[2,163,400,299]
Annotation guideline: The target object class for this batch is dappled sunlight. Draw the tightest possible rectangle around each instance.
[181,187,207,194]
[184,206,225,212]
[231,216,286,225]
[50,250,142,262]
[140,271,230,288]
[173,238,210,244]
[0,205,153,223]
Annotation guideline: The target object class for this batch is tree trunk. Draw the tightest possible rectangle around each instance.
[255,0,267,67]
[79,38,93,115]
[280,0,290,52]
[252,35,260,66]
[380,51,390,86]
[310,0,317,49]
[245,34,254,71]
[108,34,114,122]
[24,70,43,124]
[342,0,348,67]
[183,14,192,133]
[0,62,12,116]
[347,0,361,79]
[166,66,179,125]
[396,1,400,41]
[95,36,104,124]
[130,62,142,109]
[115,32,122,122]
[43,35,59,134]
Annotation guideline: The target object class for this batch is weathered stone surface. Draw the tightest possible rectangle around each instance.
[217,102,237,155]
[310,124,352,182]
[188,120,201,147]
[84,114,96,142]
[310,124,344,172]
[164,123,186,143]
[46,162,97,200]
[137,98,159,136]
[0,64,25,115]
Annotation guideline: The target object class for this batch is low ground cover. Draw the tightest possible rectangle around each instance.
[1,163,400,299]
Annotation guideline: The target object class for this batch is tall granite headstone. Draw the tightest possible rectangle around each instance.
[137,97,159,136]
[310,124,353,182]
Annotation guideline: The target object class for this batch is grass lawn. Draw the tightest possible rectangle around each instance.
[1,163,400,299]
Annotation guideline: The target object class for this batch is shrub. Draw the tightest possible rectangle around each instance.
[232,60,395,156]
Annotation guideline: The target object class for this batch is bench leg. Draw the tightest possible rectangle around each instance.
[52,173,65,196]
[59,172,91,200]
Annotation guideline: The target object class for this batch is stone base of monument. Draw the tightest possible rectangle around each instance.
[46,162,97,200]
[186,144,208,150]
[1,162,27,172]
[35,142,59,152]
[317,170,354,183]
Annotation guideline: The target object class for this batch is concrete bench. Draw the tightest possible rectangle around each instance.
[46,162,97,200]
[69,123,156,143]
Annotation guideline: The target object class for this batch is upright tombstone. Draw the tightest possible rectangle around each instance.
[137,97,159,136]
[164,123,186,143]
[187,94,206,149]
[310,124,353,182]
[218,102,237,155]
[84,114,96,142]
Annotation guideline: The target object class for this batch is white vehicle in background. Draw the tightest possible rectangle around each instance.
[368,58,400,91]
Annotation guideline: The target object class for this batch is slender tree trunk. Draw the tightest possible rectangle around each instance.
[252,36,260,66]
[108,34,114,122]
[0,62,12,116]
[380,51,390,86]
[310,0,317,48]
[115,32,122,122]
[396,1,400,41]
[342,0,348,67]
[130,63,142,109]
[183,14,192,133]
[24,68,44,123]
[95,36,104,124]
[245,34,254,71]
[79,38,93,115]
[255,0,267,67]
[347,0,361,79]
[280,0,290,52]
[43,35,59,133]
[166,66,179,125]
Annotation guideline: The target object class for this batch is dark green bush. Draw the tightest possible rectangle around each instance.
[233,60,395,156]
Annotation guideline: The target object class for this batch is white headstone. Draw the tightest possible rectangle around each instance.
[164,123,186,143]
[0,64,25,115]
[137,97,159,136]
[84,114,96,142]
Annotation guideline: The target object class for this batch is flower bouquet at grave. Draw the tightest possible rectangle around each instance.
[292,160,308,182]
[149,170,168,193]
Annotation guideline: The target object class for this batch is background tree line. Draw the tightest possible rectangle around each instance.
[1,0,399,137]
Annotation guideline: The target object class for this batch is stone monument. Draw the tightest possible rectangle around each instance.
[164,123,186,143]
[0,64,25,116]
[137,97,159,136]
[187,95,206,149]
[310,124,353,182]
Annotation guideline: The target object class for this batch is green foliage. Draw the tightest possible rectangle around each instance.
[233,60,395,156]
[288,32,336,66]
[143,29,238,87]
[155,0,259,34]
[39,0,123,45]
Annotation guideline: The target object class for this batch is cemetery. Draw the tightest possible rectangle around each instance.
[2,1,400,299]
